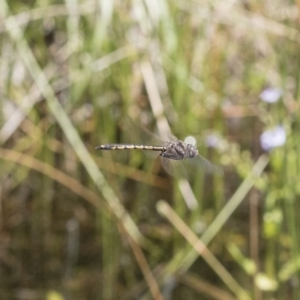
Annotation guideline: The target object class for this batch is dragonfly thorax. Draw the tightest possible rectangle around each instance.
[161,140,198,160]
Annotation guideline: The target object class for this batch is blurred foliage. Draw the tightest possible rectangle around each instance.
[0,0,300,299]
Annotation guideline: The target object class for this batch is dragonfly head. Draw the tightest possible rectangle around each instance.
[186,143,198,158]
[183,136,198,159]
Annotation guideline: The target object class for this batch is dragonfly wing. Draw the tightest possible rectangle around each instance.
[161,157,189,178]
[161,155,223,178]
[195,154,223,175]
[122,120,163,158]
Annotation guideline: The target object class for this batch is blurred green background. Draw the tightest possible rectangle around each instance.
[0,1,300,299]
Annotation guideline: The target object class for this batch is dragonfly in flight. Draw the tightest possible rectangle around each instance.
[95,136,220,178]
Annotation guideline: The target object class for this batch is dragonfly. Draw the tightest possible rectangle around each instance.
[95,135,220,178]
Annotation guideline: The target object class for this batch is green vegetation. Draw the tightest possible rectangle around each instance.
[0,1,300,299]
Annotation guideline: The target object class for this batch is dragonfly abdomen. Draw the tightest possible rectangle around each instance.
[95,144,165,152]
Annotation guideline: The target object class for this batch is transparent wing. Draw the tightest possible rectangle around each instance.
[161,154,223,179]
[123,120,168,158]
[195,154,223,175]
[161,158,189,178]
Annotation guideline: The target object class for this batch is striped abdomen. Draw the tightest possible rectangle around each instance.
[95,144,166,152]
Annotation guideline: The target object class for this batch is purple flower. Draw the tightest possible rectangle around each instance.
[260,87,283,103]
[205,134,220,148]
[260,126,286,151]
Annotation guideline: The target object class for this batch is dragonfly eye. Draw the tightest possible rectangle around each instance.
[186,144,198,158]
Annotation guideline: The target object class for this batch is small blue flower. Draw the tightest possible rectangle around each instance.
[260,87,283,103]
[205,133,220,148]
[260,126,286,151]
